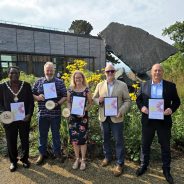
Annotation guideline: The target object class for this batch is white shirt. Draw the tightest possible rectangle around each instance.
[107,80,115,97]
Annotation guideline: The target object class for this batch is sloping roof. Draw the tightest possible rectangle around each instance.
[100,22,177,74]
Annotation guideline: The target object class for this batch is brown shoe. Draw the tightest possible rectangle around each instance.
[113,165,123,177]
[101,159,110,167]
[36,155,44,165]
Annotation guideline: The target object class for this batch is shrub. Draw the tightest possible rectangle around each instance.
[124,102,142,161]
[172,100,184,150]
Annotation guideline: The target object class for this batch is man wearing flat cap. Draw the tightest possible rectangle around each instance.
[93,63,131,176]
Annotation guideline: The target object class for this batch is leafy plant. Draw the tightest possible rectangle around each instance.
[172,101,184,149]
[162,21,184,52]
[124,102,142,161]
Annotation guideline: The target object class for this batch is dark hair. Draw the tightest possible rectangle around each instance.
[8,66,20,74]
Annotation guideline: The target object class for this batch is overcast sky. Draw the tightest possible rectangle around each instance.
[0,0,183,44]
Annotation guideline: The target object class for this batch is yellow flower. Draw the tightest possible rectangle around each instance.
[61,59,103,89]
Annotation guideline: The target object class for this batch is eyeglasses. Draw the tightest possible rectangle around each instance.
[75,77,83,79]
[105,70,115,74]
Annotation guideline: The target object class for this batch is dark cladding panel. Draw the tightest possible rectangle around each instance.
[100,40,106,69]
[17,29,34,53]
[90,39,105,70]
[34,31,50,54]
[50,34,64,55]
[64,35,77,55]
[78,37,90,56]
[90,38,101,57]
[0,27,17,51]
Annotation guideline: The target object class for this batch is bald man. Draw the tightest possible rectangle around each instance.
[93,64,131,176]
[136,64,180,184]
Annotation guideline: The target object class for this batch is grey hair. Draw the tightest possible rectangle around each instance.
[44,62,55,70]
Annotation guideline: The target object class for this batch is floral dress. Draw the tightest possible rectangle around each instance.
[68,87,89,145]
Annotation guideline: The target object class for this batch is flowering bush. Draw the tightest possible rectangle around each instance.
[61,59,103,89]
[129,82,140,101]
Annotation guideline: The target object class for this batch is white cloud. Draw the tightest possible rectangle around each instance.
[0,0,183,44]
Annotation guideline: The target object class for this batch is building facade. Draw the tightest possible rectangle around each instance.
[0,22,106,78]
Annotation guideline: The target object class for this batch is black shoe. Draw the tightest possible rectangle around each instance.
[22,161,31,168]
[54,153,65,163]
[136,166,147,176]
[9,163,17,172]
[163,170,174,184]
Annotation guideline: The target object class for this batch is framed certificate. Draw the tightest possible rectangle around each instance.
[10,102,25,121]
[71,96,86,116]
[149,99,164,120]
[104,97,118,116]
[43,82,57,99]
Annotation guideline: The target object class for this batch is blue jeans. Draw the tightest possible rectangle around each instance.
[38,116,61,155]
[100,117,124,165]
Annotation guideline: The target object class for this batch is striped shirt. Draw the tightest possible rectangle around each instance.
[32,77,67,117]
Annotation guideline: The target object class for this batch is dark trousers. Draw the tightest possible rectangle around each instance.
[100,117,124,165]
[141,120,171,169]
[4,121,30,164]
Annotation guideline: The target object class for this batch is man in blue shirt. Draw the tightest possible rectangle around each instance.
[33,62,67,164]
[136,64,180,184]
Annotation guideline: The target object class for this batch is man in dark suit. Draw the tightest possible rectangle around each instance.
[136,64,180,184]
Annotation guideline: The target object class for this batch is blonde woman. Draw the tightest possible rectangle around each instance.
[67,70,92,170]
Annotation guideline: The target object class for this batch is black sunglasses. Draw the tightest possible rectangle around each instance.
[105,70,115,74]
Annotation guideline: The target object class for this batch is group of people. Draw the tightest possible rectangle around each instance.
[0,62,180,184]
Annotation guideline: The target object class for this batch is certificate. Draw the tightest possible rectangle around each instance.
[10,102,25,121]
[149,99,164,120]
[104,97,118,116]
[43,82,57,99]
[71,96,86,116]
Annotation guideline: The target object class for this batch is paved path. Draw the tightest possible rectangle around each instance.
[0,156,184,184]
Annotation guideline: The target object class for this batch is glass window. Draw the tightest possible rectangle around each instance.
[1,54,17,62]
[1,62,8,68]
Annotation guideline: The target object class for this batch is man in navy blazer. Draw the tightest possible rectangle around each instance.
[136,64,180,184]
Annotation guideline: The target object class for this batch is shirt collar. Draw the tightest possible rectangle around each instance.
[106,79,116,86]
[151,80,163,86]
